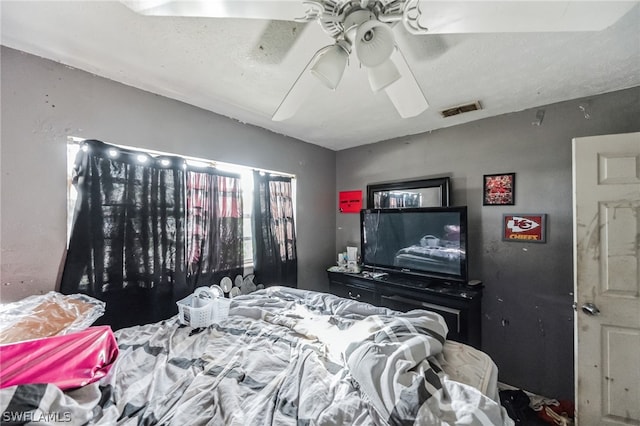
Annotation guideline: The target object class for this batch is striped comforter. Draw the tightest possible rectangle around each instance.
[0,287,512,425]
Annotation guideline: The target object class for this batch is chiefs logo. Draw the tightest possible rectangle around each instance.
[504,215,546,242]
[507,217,541,233]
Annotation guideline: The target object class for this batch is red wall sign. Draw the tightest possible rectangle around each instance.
[503,214,547,243]
[339,190,363,213]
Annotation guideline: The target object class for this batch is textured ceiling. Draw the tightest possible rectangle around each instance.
[1,1,639,151]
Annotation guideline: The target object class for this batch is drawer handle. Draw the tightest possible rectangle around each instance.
[348,291,361,300]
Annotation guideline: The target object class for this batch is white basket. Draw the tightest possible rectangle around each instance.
[177,287,231,328]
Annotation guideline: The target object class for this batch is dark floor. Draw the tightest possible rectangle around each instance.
[498,386,574,426]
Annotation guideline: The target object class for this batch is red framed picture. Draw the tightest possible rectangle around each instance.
[503,214,546,243]
[339,190,363,213]
[483,173,515,206]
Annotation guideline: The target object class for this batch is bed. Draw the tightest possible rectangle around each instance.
[0,287,512,425]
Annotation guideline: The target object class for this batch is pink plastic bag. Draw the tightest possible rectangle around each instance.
[0,326,118,390]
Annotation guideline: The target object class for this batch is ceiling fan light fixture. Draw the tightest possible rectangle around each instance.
[310,42,349,90]
[355,20,395,68]
[367,59,401,92]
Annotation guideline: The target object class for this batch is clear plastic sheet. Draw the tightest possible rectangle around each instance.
[0,291,105,345]
[0,325,119,390]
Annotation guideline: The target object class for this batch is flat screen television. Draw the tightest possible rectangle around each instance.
[361,206,468,284]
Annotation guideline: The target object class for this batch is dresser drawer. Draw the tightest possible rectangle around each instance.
[330,282,377,305]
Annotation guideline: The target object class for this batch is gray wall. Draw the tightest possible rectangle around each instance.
[0,46,336,302]
[336,86,640,400]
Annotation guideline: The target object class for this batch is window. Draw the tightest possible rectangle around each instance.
[66,138,294,271]
[63,138,298,328]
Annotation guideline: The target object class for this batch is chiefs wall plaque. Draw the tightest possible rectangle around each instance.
[503,214,547,243]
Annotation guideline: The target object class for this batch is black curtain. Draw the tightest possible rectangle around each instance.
[186,168,244,287]
[60,140,188,329]
[252,172,297,288]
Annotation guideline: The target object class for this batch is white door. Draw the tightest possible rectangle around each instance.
[573,132,640,426]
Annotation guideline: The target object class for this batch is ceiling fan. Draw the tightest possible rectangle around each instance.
[122,1,636,121]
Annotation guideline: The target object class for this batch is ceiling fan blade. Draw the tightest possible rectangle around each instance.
[272,47,328,121]
[403,1,637,34]
[122,0,313,21]
[383,47,428,119]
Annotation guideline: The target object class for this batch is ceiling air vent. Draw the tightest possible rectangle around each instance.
[440,101,482,118]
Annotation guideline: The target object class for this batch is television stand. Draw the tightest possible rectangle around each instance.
[327,269,482,348]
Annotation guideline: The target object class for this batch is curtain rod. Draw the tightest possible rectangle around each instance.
[68,137,295,179]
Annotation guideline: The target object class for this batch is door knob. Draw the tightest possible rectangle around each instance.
[581,302,600,316]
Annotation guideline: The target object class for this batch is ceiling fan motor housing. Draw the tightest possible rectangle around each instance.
[316,0,406,38]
